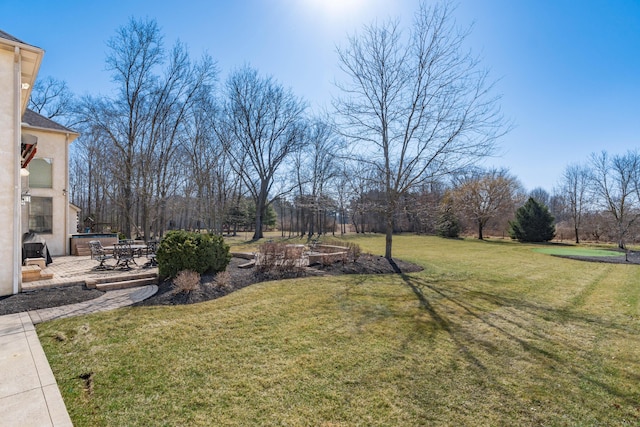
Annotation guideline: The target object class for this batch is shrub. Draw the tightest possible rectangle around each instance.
[256,241,305,275]
[156,230,231,279]
[509,197,556,242]
[436,204,461,238]
[172,270,201,294]
[214,271,232,291]
[256,242,284,273]
[345,241,361,262]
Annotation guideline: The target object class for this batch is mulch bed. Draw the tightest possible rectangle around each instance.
[554,251,640,265]
[0,286,104,316]
[0,254,423,315]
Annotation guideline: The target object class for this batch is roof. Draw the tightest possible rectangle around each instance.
[0,29,42,51]
[0,29,44,115]
[22,109,78,134]
[0,29,26,44]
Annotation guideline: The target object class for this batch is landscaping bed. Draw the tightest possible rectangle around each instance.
[135,254,423,306]
[534,246,640,264]
[0,254,423,313]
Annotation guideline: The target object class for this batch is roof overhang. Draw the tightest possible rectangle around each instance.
[0,36,44,115]
[21,122,80,141]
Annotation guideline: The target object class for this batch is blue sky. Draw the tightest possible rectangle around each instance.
[2,0,639,192]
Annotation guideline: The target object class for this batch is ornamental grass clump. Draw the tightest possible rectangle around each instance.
[345,241,361,262]
[214,271,231,291]
[172,270,201,295]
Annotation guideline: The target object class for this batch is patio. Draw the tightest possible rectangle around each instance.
[21,255,159,292]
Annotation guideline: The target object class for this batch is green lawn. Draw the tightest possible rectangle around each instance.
[532,246,623,257]
[38,235,640,426]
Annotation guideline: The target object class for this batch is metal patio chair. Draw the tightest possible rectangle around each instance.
[114,242,137,270]
[142,240,159,268]
[88,240,114,270]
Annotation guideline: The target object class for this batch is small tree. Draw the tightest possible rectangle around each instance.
[558,163,592,243]
[451,168,520,240]
[509,198,555,242]
[436,196,461,238]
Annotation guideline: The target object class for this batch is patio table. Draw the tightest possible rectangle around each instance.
[103,244,148,257]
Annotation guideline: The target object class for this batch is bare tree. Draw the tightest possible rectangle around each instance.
[590,150,640,249]
[334,1,506,259]
[529,187,551,207]
[181,91,238,234]
[28,76,75,125]
[141,45,218,239]
[217,66,307,240]
[293,117,343,237]
[452,168,520,239]
[559,163,592,243]
[99,17,164,237]
[70,125,114,231]
[75,18,217,239]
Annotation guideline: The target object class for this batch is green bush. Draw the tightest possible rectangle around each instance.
[508,197,556,242]
[436,205,461,238]
[156,231,231,279]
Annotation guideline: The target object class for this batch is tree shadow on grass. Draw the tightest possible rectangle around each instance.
[388,257,640,416]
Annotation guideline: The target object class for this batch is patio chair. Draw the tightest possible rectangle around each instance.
[114,242,137,270]
[142,240,159,268]
[88,240,114,270]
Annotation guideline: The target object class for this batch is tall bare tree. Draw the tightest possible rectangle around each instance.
[334,1,506,259]
[294,117,343,237]
[559,163,592,243]
[590,150,640,249]
[100,17,164,237]
[76,18,217,239]
[217,66,307,240]
[181,90,239,234]
[141,45,218,239]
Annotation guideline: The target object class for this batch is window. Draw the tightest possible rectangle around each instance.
[29,158,53,188]
[29,197,53,233]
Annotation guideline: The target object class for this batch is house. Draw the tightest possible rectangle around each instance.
[0,30,78,296]
[22,109,79,256]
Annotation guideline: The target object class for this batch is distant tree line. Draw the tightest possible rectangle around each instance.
[28,2,640,259]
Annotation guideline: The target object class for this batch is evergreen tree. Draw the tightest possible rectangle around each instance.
[509,197,556,242]
[436,201,461,238]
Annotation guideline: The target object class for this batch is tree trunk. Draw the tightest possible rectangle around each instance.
[574,226,579,244]
[122,184,132,238]
[385,219,393,260]
[478,222,484,240]
[253,185,268,240]
[253,206,264,240]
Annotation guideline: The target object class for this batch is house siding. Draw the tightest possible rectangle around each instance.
[0,32,44,296]
[0,45,19,296]
[23,126,76,256]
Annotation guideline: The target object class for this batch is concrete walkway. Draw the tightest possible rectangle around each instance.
[0,285,158,427]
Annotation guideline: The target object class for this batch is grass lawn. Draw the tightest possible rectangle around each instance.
[38,235,640,426]
[532,246,623,257]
